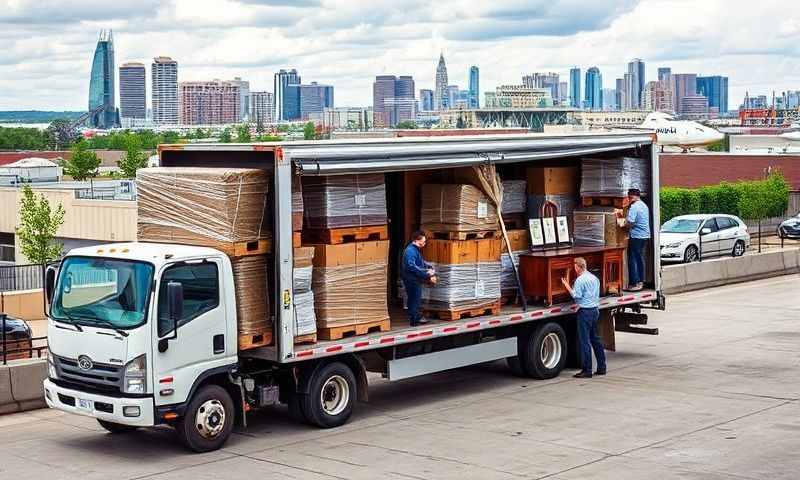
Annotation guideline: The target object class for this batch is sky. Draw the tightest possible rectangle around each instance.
[1,0,799,111]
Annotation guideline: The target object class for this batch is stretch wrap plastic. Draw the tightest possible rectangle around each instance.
[580,157,650,197]
[231,255,271,336]
[422,261,501,309]
[303,173,387,228]
[501,180,527,214]
[500,251,527,292]
[312,261,389,327]
[293,291,316,336]
[420,184,499,231]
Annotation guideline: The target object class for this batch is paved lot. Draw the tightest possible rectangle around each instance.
[2,275,799,479]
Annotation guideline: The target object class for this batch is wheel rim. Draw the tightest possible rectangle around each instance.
[734,243,744,256]
[540,332,562,369]
[686,246,698,262]
[194,399,226,439]
[320,375,350,416]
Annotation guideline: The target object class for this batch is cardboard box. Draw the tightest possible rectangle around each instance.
[303,174,387,229]
[573,207,628,247]
[311,240,390,268]
[420,184,499,232]
[423,238,501,265]
[294,246,315,268]
[231,255,271,339]
[527,167,579,195]
[502,229,529,252]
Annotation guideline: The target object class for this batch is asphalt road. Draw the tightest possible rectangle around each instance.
[3,275,800,479]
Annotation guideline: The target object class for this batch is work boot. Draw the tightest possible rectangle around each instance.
[573,371,592,378]
[594,369,607,376]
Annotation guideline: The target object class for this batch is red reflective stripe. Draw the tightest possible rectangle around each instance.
[531,311,544,317]
[159,376,173,384]
[570,305,579,311]
[380,337,395,344]
[620,296,635,302]
[641,293,654,298]
[443,326,458,333]
[354,341,370,348]
[296,350,314,358]
[510,315,523,321]
[550,307,562,314]
[419,330,434,337]
[466,322,481,329]
[326,345,343,353]
[489,320,501,325]
[406,333,419,339]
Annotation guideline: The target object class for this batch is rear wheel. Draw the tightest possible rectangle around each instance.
[299,362,356,429]
[512,322,568,379]
[176,385,235,453]
[97,419,138,434]
[732,240,745,257]
[684,245,699,263]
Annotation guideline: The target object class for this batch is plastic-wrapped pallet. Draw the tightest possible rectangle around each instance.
[580,157,650,197]
[573,207,628,246]
[293,247,316,336]
[422,262,502,309]
[501,180,527,214]
[302,173,387,228]
[420,184,499,232]
[137,167,270,250]
[500,251,526,293]
[231,255,271,341]
[292,175,303,231]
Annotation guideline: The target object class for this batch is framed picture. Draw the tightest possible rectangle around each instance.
[542,217,557,245]
[556,216,570,244]
[528,218,545,247]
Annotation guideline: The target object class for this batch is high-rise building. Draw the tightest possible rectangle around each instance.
[299,82,334,119]
[284,84,301,121]
[250,91,274,125]
[229,77,250,121]
[559,82,568,105]
[615,78,625,111]
[623,73,634,110]
[696,76,729,114]
[671,73,697,115]
[523,73,560,103]
[469,66,480,108]
[584,67,602,110]
[434,53,449,111]
[419,89,434,111]
[88,29,118,128]
[384,98,417,126]
[570,67,581,108]
[658,67,671,84]
[119,62,146,120]
[626,58,645,109]
[680,94,709,119]
[784,91,800,109]
[373,75,397,127]
[179,80,241,125]
[601,88,616,110]
[642,81,673,112]
[152,56,179,125]
[372,75,416,127]
[274,69,301,122]
[447,85,460,110]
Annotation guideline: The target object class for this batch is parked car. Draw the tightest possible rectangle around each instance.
[778,212,800,239]
[660,214,750,263]
[0,314,33,361]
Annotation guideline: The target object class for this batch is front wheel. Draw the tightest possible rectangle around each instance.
[300,362,356,429]
[732,240,746,257]
[176,385,235,453]
[513,322,568,379]
[97,419,138,434]
[684,245,699,263]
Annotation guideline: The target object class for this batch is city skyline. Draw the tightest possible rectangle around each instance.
[1,0,798,111]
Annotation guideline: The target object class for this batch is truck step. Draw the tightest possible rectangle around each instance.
[423,227,500,241]
[615,324,659,335]
[581,196,630,208]
[317,318,391,340]
[303,224,388,245]
[423,300,502,321]
[238,329,273,350]
[294,332,317,345]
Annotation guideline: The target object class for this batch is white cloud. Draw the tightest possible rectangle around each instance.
[0,0,798,110]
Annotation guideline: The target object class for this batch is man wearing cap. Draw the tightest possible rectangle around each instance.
[618,188,650,292]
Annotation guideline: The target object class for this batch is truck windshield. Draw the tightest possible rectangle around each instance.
[51,257,154,329]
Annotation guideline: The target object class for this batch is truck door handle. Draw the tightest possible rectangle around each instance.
[213,334,224,354]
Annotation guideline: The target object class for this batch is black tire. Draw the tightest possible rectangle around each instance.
[684,245,699,263]
[287,392,308,423]
[300,362,356,429]
[506,355,526,377]
[732,240,746,257]
[519,322,568,380]
[176,385,235,453]
[97,419,138,434]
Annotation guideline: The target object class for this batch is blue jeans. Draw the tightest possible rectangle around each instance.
[402,277,422,325]
[577,308,606,374]
[628,238,647,286]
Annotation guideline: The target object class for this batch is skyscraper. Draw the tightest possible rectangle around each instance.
[447,85,459,110]
[119,62,146,120]
[373,75,398,128]
[615,78,624,111]
[250,91,274,124]
[419,89,434,111]
[274,69,301,122]
[671,73,697,115]
[523,73,560,102]
[697,76,729,114]
[570,67,581,108]
[229,77,250,121]
[179,80,241,125]
[151,56,179,125]
[626,58,645,109]
[88,29,118,128]
[584,67,602,110]
[373,75,416,127]
[658,67,671,84]
[602,88,616,110]
[299,82,334,119]
[469,66,480,108]
[434,53,449,111]
[623,73,634,110]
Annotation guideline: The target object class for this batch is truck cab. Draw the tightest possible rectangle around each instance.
[44,242,241,450]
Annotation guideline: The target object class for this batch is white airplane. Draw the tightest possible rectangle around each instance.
[637,112,725,152]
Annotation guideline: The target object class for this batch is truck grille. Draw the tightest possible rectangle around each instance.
[54,355,123,393]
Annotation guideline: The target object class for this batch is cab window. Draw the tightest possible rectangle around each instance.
[157,262,219,337]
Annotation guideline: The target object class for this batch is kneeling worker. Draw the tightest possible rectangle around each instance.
[402,230,435,327]
[561,257,607,378]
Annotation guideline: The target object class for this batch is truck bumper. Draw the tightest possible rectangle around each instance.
[43,379,156,427]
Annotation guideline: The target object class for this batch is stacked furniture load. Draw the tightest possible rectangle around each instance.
[137,167,273,350]
[302,173,391,340]
[419,183,502,320]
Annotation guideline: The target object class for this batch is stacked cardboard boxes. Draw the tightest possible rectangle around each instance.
[526,166,579,223]
[420,184,499,234]
[293,246,316,339]
[500,229,529,298]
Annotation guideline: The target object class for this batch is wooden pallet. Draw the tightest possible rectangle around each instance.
[293,231,302,248]
[238,329,272,350]
[581,196,630,208]
[303,224,388,245]
[501,214,528,230]
[423,300,502,321]
[426,229,499,241]
[294,333,317,345]
[317,318,391,340]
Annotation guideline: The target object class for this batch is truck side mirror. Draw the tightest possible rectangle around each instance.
[159,281,184,353]
[44,265,59,305]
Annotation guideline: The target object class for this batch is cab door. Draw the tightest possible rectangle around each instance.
[151,258,234,407]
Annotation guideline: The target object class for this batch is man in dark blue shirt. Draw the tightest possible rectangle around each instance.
[402,230,435,326]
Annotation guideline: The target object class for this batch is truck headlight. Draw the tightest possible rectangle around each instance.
[123,354,147,394]
[47,351,58,379]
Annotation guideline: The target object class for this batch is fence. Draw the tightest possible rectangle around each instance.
[0,264,48,365]
[0,263,44,292]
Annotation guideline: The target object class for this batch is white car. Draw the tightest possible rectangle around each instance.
[660,214,750,263]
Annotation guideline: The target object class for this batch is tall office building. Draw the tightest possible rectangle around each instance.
[250,91,274,124]
[615,78,624,111]
[229,77,250,121]
[469,66,480,108]
[88,29,118,128]
[274,69,301,122]
[626,58,645,109]
[642,81,673,112]
[570,67,581,108]
[434,53,449,111]
[373,75,416,127]
[602,88,617,110]
[299,82,334,119]
[623,73,634,110]
[152,56,179,125]
[559,82,568,105]
[680,95,709,119]
[658,67,671,84]
[179,80,241,125]
[419,89,434,111]
[671,73,697,115]
[119,62,146,120]
[523,73,560,102]
[697,76,729,114]
[584,67,602,110]
[373,75,398,127]
[447,85,460,110]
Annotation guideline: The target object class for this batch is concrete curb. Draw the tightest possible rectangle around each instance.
[662,248,800,294]
[0,359,47,414]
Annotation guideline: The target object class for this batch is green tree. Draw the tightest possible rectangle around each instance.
[60,140,100,181]
[705,139,725,152]
[236,124,252,143]
[303,121,316,140]
[16,185,65,264]
[256,120,264,134]
[117,134,148,178]
[219,128,233,143]
[46,119,80,150]
[395,120,418,129]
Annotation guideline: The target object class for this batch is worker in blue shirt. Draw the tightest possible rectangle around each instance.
[561,257,606,378]
[618,188,651,292]
[402,230,435,326]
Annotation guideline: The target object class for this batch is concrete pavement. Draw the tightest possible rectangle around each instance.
[1,275,799,479]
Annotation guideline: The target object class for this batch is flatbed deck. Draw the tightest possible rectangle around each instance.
[245,289,657,363]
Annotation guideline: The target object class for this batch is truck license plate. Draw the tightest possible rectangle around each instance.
[78,398,93,410]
